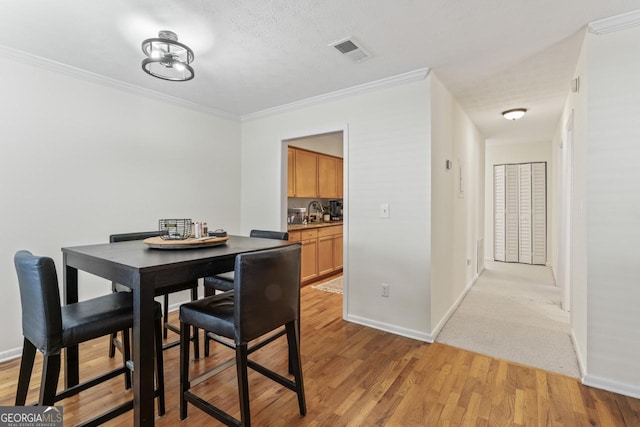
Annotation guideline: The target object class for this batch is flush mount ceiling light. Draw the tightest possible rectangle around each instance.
[141,30,194,81]
[502,108,527,120]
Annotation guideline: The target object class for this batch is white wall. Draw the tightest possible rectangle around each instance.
[583,25,640,397]
[430,74,485,331]
[553,33,589,369]
[484,141,553,265]
[0,55,241,359]
[241,78,433,339]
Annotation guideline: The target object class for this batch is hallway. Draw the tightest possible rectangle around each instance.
[437,261,580,378]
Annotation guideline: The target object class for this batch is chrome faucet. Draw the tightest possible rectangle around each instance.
[307,200,323,222]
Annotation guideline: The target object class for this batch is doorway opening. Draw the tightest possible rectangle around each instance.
[280,129,347,319]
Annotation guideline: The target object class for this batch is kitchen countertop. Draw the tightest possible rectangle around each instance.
[288,221,343,231]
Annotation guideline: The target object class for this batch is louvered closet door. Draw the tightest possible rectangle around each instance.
[531,162,547,265]
[504,164,519,262]
[494,165,506,261]
[518,163,532,264]
[493,162,547,265]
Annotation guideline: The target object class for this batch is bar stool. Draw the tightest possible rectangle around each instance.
[202,229,288,357]
[107,231,200,358]
[13,250,165,426]
[179,244,305,426]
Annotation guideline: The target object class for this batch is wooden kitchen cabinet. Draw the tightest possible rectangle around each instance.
[334,233,343,270]
[316,225,343,278]
[293,148,318,197]
[318,154,338,198]
[337,157,343,198]
[287,147,295,197]
[288,147,342,199]
[289,225,343,285]
[299,229,318,283]
[317,235,335,276]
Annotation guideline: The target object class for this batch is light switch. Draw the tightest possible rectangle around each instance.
[379,203,390,218]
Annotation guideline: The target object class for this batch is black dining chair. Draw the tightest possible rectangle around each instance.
[179,244,306,427]
[107,231,200,358]
[202,229,288,357]
[14,250,165,426]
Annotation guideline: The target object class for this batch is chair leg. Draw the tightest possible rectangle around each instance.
[122,329,132,390]
[203,286,214,357]
[39,354,61,406]
[163,294,169,339]
[286,322,306,416]
[154,317,166,416]
[236,343,251,427]
[179,321,191,420]
[190,286,200,360]
[15,338,36,406]
[108,332,117,358]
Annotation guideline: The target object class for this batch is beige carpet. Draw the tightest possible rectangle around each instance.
[437,261,580,378]
[311,276,343,294]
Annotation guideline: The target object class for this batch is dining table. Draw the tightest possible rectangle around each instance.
[61,235,295,427]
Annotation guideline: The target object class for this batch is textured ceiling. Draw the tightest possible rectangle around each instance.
[0,1,639,143]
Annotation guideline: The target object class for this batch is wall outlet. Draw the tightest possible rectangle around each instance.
[381,283,390,297]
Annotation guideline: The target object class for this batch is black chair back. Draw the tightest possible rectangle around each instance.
[249,229,289,240]
[234,244,300,342]
[14,251,63,356]
[110,230,165,243]
[109,231,164,292]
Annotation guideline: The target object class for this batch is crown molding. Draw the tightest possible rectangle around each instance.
[0,44,239,121]
[241,68,431,122]
[588,9,640,35]
[1,43,430,123]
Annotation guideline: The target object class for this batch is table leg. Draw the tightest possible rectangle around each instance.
[63,256,79,388]
[133,278,156,427]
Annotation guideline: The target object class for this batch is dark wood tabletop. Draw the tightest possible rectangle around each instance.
[62,235,295,427]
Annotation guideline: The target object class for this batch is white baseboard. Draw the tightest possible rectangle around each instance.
[0,347,23,364]
[346,314,434,343]
[582,373,640,399]
[570,329,587,379]
[430,272,479,340]
[345,271,482,344]
[571,330,640,399]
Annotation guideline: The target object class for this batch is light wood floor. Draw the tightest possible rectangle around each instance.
[1,284,639,426]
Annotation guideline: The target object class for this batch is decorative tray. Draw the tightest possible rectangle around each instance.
[143,235,229,250]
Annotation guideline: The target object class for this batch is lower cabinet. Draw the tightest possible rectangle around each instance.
[300,237,318,283]
[334,234,343,270]
[289,225,343,285]
[317,235,335,276]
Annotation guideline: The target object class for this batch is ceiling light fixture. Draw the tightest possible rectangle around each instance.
[141,31,194,81]
[502,108,527,120]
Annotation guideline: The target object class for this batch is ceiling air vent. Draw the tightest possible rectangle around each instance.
[329,37,371,62]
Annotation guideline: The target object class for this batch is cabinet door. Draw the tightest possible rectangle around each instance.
[287,148,295,197]
[300,238,318,283]
[337,158,344,198]
[294,149,318,198]
[317,235,335,276]
[318,154,338,198]
[333,234,343,270]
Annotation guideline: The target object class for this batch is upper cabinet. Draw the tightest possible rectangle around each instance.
[337,157,343,199]
[293,148,318,197]
[287,148,296,197]
[288,147,342,199]
[317,154,338,198]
